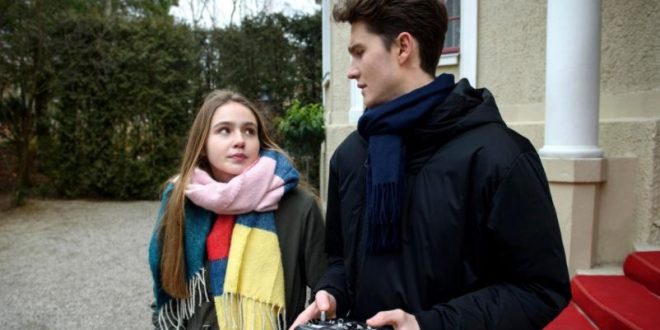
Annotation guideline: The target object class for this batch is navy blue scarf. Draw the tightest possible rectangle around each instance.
[357,74,455,252]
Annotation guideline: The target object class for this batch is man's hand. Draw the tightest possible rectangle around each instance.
[367,309,420,330]
[288,290,337,330]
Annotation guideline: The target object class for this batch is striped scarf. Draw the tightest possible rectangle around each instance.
[148,150,299,329]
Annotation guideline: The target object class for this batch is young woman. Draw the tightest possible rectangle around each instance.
[148,90,326,330]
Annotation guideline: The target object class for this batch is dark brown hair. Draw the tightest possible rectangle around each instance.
[333,0,448,76]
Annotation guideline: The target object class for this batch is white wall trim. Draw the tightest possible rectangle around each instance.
[321,0,331,79]
[459,0,478,86]
[349,78,364,125]
[322,73,330,106]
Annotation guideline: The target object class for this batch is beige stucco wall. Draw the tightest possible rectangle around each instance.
[600,0,660,96]
[599,120,660,247]
[322,0,660,265]
[437,62,459,79]
[479,0,660,122]
[325,25,351,127]
[320,20,350,202]
[477,1,546,104]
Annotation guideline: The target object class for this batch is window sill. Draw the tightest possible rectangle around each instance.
[438,52,459,67]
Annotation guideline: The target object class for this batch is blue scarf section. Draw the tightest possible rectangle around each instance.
[357,74,455,252]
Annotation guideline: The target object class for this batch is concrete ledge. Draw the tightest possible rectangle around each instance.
[576,264,624,276]
[634,244,660,252]
[542,157,606,183]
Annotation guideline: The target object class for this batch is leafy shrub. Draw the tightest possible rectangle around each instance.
[277,101,324,189]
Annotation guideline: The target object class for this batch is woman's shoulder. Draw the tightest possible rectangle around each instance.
[275,187,322,222]
[275,187,324,242]
[159,176,179,199]
[281,187,318,209]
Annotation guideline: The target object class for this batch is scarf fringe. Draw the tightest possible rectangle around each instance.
[218,292,287,330]
[367,182,401,252]
[157,268,210,330]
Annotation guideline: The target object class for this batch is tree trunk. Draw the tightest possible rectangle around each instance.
[13,134,31,206]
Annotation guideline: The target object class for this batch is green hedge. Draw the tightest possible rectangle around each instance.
[1,6,322,200]
[42,14,198,199]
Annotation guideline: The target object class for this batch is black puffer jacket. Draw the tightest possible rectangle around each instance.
[316,79,570,329]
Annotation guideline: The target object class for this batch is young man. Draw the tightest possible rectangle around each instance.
[291,0,570,329]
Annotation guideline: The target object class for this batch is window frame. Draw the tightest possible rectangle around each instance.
[443,0,460,54]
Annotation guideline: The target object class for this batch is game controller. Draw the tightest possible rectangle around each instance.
[295,318,391,330]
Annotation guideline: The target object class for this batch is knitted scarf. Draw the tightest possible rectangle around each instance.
[148,149,299,329]
[357,74,455,252]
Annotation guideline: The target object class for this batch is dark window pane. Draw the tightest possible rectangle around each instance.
[443,0,460,52]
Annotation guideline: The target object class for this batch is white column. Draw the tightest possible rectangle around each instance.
[539,0,603,158]
[459,0,478,86]
[321,0,331,82]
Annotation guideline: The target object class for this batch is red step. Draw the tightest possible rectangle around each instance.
[544,302,597,330]
[571,275,660,330]
[623,251,660,296]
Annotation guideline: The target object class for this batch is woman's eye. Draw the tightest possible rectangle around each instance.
[245,128,256,135]
[218,127,229,134]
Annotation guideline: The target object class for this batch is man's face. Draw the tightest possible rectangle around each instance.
[347,21,404,108]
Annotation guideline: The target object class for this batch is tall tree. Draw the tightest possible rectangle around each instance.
[0,0,53,203]
[286,11,322,105]
[1,0,183,201]
[205,11,321,113]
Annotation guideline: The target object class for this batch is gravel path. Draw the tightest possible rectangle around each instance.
[0,199,160,330]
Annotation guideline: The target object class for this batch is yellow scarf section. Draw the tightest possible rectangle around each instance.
[215,222,286,330]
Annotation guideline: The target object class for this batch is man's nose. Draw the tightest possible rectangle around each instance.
[347,66,359,80]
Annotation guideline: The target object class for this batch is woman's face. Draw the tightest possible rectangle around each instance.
[204,101,260,182]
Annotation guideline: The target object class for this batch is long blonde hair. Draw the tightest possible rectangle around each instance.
[159,89,283,298]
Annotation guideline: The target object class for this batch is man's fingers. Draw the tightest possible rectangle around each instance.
[314,290,337,317]
[289,290,338,330]
[315,290,330,311]
[367,309,420,330]
[289,302,319,330]
[367,309,403,327]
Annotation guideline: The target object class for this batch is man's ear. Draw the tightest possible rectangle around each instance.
[396,32,415,65]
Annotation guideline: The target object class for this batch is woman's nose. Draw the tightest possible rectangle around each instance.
[232,131,245,147]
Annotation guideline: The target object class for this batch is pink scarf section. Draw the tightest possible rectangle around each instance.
[185,156,287,214]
